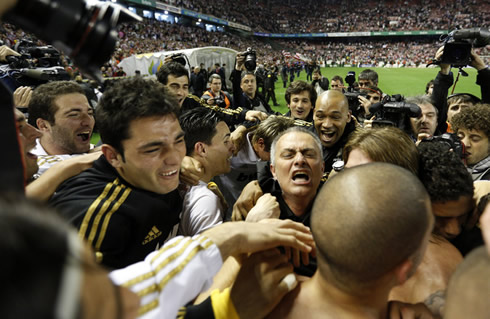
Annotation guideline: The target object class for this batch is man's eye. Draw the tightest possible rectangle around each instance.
[145,148,159,154]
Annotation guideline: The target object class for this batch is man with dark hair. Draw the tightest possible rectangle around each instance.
[284,80,316,122]
[330,75,344,92]
[451,104,490,181]
[178,108,235,235]
[357,84,382,123]
[313,90,356,174]
[267,163,434,319]
[201,74,232,109]
[50,77,186,269]
[232,54,274,114]
[358,69,379,88]
[28,80,95,175]
[311,67,328,96]
[157,61,267,124]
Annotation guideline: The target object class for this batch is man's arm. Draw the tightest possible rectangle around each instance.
[110,220,314,319]
[26,152,102,201]
[471,50,490,103]
[431,46,453,133]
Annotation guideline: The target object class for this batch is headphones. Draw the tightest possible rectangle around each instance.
[447,93,481,104]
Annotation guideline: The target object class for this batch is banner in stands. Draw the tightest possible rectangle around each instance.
[253,30,446,38]
[126,0,156,8]
[118,46,238,87]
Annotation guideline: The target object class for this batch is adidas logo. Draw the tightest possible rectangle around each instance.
[142,226,163,245]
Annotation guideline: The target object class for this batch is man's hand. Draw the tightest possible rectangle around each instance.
[13,86,33,108]
[235,54,246,71]
[231,249,297,319]
[202,219,314,260]
[469,49,486,71]
[180,156,204,186]
[232,180,264,221]
[416,133,432,145]
[246,194,280,222]
[230,125,247,154]
[0,45,20,63]
[245,110,268,122]
[388,301,439,319]
[434,46,451,75]
[358,95,372,115]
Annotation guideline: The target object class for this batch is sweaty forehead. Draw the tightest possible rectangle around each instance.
[167,75,189,86]
[316,95,348,113]
[277,131,318,151]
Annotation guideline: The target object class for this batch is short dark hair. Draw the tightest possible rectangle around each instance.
[425,79,434,94]
[179,107,224,156]
[284,80,317,106]
[240,71,256,81]
[359,69,378,84]
[359,84,383,96]
[28,81,85,127]
[96,77,180,157]
[156,62,189,85]
[331,75,344,84]
[417,141,473,203]
[451,103,490,139]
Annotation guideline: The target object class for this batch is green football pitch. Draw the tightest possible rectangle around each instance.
[270,66,481,114]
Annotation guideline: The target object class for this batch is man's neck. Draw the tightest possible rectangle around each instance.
[282,193,315,217]
[39,136,72,155]
[270,272,391,319]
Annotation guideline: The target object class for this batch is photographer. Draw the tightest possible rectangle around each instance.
[431,46,489,133]
[231,51,274,114]
[201,74,232,109]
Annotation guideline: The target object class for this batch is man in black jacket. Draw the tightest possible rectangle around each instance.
[50,77,186,269]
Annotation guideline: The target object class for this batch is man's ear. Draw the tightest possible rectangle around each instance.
[101,144,124,168]
[194,142,207,157]
[36,118,51,132]
[393,259,414,286]
[346,110,352,122]
[270,163,276,180]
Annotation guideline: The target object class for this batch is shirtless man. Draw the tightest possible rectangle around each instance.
[268,163,434,319]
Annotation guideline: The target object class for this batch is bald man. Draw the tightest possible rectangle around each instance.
[267,163,434,319]
[313,90,356,174]
[444,246,490,319]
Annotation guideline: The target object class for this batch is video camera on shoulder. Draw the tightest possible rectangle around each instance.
[343,71,367,117]
[369,94,421,131]
[239,47,256,72]
[440,27,490,67]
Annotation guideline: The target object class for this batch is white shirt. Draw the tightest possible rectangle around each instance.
[178,181,224,236]
[110,235,222,319]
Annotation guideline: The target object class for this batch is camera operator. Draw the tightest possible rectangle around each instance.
[357,85,382,125]
[311,67,329,96]
[431,46,489,133]
[0,44,20,62]
[231,51,274,114]
[407,95,439,143]
[201,74,232,109]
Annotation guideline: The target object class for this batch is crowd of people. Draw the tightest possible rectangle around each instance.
[161,0,488,33]
[1,0,490,318]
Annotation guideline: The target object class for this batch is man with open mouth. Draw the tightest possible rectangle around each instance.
[50,78,187,269]
[313,90,357,175]
[28,80,96,176]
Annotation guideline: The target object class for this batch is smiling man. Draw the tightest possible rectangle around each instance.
[50,77,186,269]
[178,107,236,235]
[284,80,317,122]
[28,81,96,175]
[313,90,356,175]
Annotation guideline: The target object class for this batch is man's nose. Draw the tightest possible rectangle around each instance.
[445,219,461,238]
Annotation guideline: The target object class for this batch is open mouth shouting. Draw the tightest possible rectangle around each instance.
[291,170,311,185]
[320,130,336,144]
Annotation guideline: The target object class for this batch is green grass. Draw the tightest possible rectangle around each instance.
[270,67,481,114]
